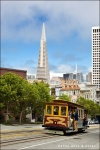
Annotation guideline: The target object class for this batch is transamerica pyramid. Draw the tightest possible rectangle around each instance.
[36,23,50,83]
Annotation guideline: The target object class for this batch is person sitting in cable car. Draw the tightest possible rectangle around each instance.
[69,110,74,128]
[83,114,87,126]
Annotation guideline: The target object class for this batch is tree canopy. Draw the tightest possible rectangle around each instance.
[58,94,71,102]
[0,73,52,123]
[76,97,100,119]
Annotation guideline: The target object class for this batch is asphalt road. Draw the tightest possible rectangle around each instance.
[20,128,100,150]
[1,124,100,150]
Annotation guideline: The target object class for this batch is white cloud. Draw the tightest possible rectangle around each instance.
[1,1,99,42]
[88,67,92,72]
[50,64,74,79]
[1,1,97,78]
[57,64,73,73]
[50,72,63,79]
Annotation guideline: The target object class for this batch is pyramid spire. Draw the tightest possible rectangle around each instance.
[36,23,50,83]
[41,23,46,41]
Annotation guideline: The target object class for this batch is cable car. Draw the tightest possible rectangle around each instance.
[42,100,89,135]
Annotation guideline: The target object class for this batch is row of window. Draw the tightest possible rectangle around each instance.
[93,55,99,59]
[93,44,100,46]
[93,83,100,85]
[93,57,100,59]
[93,39,100,41]
[93,66,100,68]
[92,63,100,65]
[93,35,100,37]
[93,72,100,74]
[93,53,99,56]
[46,105,67,116]
[93,63,100,65]
[93,68,100,74]
[93,44,100,45]
[93,29,100,32]
[93,64,100,65]
[93,51,100,52]
[93,71,100,75]
[93,42,100,44]
[46,105,84,118]
[93,58,100,61]
[93,75,100,77]
[93,47,100,49]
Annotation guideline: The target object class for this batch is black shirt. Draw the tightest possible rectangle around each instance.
[74,112,78,121]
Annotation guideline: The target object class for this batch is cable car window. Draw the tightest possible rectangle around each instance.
[47,105,52,114]
[61,107,66,116]
[54,106,59,115]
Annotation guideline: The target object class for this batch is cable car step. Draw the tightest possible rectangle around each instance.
[42,129,64,135]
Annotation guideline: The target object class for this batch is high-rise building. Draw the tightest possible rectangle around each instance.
[36,23,50,83]
[92,27,100,89]
[86,72,92,83]
[63,64,84,83]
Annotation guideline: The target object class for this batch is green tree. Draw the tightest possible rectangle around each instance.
[0,73,31,124]
[15,78,31,124]
[58,94,71,102]
[76,97,100,119]
[0,73,19,122]
[29,81,51,122]
[49,95,56,101]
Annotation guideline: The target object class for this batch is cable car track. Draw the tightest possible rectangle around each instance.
[1,134,60,146]
[1,125,98,147]
[1,129,43,134]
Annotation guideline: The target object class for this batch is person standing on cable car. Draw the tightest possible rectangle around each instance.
[74,109,78,131]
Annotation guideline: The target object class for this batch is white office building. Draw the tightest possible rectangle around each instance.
[92,27,100,90]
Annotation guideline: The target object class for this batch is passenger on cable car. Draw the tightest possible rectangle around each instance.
[61,106,66,116]
[68,110,74,128]
[74,109,78,131]
[54,106,59,115]
[83,114,87,126]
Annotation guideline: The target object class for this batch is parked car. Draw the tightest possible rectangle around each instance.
[88,120,95,125]
[94,120,99,124]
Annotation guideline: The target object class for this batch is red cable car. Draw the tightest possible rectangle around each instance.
[42,100,89,135]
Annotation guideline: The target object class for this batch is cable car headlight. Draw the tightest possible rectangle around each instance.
[54,121,57,124]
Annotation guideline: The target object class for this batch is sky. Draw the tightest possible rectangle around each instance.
[1,1,99,79]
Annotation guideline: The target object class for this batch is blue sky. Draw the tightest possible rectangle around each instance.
[1,1,99,79]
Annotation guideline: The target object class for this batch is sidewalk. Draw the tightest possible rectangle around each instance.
[0,124,99,133]
[88,124,100,129]
[0,124,44,133]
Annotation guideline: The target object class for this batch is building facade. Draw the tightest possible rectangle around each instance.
[92,27,100,89]
[36,23,50,83]
[63,72,84,83]
[86,72,92,84]
[79,83,99,104]
[60,79,80,103]
[0,67,27,79]
[27,74,35,83]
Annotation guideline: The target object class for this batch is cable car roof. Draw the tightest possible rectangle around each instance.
[46,99,84,108]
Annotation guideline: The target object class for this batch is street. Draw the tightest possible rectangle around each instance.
[1,124,100,150]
